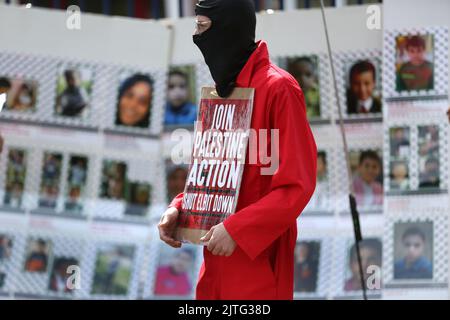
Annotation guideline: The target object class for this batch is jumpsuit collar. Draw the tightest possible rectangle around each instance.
[235,40,270,88]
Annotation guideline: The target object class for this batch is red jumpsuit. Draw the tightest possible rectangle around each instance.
[169,40,317,300]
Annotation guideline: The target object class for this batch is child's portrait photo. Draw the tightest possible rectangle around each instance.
[55,65,93,118]
[24,237,52,273]
[166,161,188,204]
[124,182,151,217]
[0,76,38,112]
[389,160,410,191]
[344,238,382,292]
[91,244,135,296]
[0,272,5,289]
[305,151,329,211]
[48,256,79,293]
[38,152,63,209]
[418,125,440,189]
[115,72,153,129]
[394,221,433,280]
[3,148,27,208]
[64,155,88,214]
[164,66,197,127]
[294,241,320,293]
[389,127,410,159]
[153,244,197,297]
[350,150,383,209]
[286,56,321,119]
[99,161,128,200]
[345,59,382,115]
[395,34,434,92]
[0,234,13,262]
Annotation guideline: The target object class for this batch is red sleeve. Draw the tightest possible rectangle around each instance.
[223,80,317,260]
[168,193,184,211]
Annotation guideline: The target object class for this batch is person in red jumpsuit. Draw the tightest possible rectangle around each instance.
[158,0,317,300]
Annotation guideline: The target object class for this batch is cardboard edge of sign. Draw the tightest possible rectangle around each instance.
[175,227,209,245]
[201,87,255,100]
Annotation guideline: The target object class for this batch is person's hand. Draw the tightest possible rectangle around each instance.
[200,222,236,256]
[158,207,182,248]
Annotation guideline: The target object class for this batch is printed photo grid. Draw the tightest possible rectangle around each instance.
[0,24,449,300]
[11,233,88,298]
[384,123,449,195]
[0,51,167,136]
[0,142,164,223]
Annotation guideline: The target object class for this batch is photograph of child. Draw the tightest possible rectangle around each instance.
[3,149,27,208]
[0,78,8,111]
[124,182,151,217]
[115,73,153,128]
[418,125,440,189]
[24,238,52,273]
[0,235,13,262]
[0,76,37,112]
[48,257,79,293]
[153,245,197,297]
[55,66,92,117]
[395,34,434,92]
[164,67,197,126]
[91,244,135,295]
[64,155,88,214]
[0,272,5,289]
[99,161,127,200]
[38,152,63,209]
[287,56,321,119]
[350,150,383,209]
[389,161,409,191]
[390,127,410,159]
[294,241,320,293]
[346,59,382,115]
[394,222,433,280]
[305,151,329,211]
[166,162,188,203]
[344,238,382,292]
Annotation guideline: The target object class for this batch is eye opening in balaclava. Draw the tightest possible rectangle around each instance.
[193,0,257,98]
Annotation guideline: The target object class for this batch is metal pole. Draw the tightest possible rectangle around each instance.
[284,0,296,10]
[164,0,180,19]
[319,0,367,300]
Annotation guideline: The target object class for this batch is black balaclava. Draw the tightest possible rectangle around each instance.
[193,0,257,98]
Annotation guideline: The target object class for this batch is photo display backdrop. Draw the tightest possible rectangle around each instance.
[0,45,174,298]
[381,26,449,296]
[1,10,450,300]
[269,26,448,299]
[283,46,387,299]
[0,0,180,296]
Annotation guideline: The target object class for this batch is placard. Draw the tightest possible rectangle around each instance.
[175,87,254,244]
